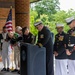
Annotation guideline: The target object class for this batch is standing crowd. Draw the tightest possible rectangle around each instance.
[0,16,75,75]
[0,26,35,74]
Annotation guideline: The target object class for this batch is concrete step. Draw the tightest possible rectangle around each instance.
[0,72,19,75]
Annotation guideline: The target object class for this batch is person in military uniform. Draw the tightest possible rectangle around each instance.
[22,27,35,44]
[65,17,75,75]
[54,23,67,75]
[34,21,54,75]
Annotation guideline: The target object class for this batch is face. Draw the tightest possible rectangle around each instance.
[36,24,43,31]
[16,29,22,34]
[18,30,22,34]
[69,21,75,29]
[24,28,29,35]
[56,27,63,33]
[3,28,7,33]
[8,31,14,38]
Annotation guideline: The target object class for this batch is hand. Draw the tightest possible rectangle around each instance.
[36,43,43,48]
[54,51,58,56]
[66,49,72,55]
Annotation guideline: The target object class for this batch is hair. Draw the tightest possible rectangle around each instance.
[22,27,29,35]
[3,26,6,29]
[16,26,22,31]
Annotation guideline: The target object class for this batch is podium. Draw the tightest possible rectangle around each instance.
[20,43,46,75]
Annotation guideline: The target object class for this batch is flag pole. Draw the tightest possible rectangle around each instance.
[10,6,14,71]
[10,6,12,9]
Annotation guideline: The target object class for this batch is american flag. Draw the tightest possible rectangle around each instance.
[5,7,13,32]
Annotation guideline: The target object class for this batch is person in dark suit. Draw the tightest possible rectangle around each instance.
[34,21,54,75]
[54,23,67,75]
[22,27,35,44]
[65,16,75,75]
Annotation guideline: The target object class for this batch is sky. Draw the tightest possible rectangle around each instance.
[59,0,75,11]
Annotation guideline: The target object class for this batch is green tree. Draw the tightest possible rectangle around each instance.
[52,9,75,33]
[30,9,38,35]
[31,0,60,20]
[30,8,75,35]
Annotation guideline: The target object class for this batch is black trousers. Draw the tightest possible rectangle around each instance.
[46,52,54,75]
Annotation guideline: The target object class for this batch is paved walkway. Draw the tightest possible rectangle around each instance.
[0,51,20,75]
[0,72,19,75]
[0,62,20,75]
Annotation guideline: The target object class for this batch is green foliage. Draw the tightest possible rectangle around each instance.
[30,9,38,21]
[53,11,67,22]
[30,10,38,35]
[30,0,75,36]
[31,0,60,20]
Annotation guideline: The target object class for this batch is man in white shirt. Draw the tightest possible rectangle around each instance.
[0,26,8,71]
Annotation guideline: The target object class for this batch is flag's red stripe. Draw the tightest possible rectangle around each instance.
[7,28,13,30]
[6,24,12,27]
[5,22,12,25]
[6,26,12,28]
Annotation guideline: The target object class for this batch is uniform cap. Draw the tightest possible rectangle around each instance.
[34,21,42,26]
[56,23,64,27]
[65,16,75,25]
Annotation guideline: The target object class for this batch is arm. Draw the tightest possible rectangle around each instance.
[38,30,51,46]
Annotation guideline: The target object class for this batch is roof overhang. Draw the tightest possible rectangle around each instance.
[30,0,41,3]
[0,0,41,8]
